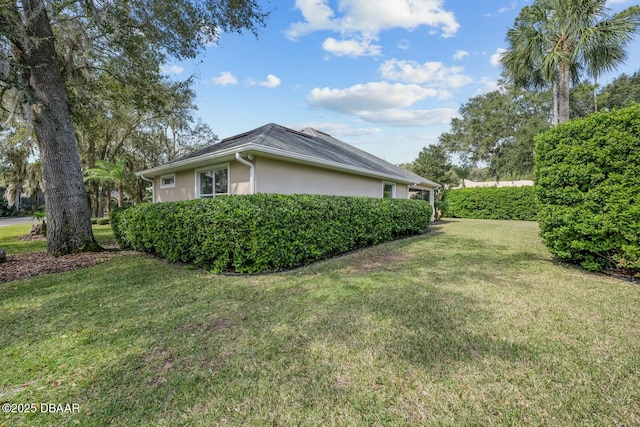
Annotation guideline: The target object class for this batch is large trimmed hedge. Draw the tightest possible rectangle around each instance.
[111,193,432,273]
[443,186,537,220]
[535,104,640,274]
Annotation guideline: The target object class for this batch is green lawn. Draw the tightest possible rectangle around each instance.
[1,219,638,426]
[0,224,115,254]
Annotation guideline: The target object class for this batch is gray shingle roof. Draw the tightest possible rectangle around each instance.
[155,123,438,186]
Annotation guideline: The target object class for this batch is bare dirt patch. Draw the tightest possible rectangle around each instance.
[339,250,414,275]
[0,250,119,283]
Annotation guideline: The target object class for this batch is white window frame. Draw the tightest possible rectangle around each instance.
[409,188,431,202]
[160,173,176,189]
[195,163,230,198]
[382,181,396,199]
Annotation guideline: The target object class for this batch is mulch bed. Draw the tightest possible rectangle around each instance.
[0,250,119,283]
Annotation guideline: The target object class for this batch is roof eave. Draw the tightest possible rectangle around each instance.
[137,143,439,188]
[250,145,437,187]
[135,144,253,177]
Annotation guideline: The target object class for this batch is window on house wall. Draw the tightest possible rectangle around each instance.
[160,174,176,189]
[409,189,431,202]
[197,165,229,198]
[383,182,395,199]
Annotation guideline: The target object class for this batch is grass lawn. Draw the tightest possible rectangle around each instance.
[0,224,116,254]
[1,219,638,426]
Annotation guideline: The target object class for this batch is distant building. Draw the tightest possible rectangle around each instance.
[455,180,533,189]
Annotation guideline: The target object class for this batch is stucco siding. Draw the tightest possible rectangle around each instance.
[151,157,431,203]
[230,161,251,195]
[155,161,251,202]
[155,170,194,202]
[396,184,409,199]
[254,157,391,198]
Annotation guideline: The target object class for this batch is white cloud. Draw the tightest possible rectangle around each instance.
[498,2,518,13]
[287,0,460,40]
[475,77,501,95]
[486,1,525,17]
[322,37,382,57]
[307,82,441,114]
[212,71,238,86]
[358,108,456,127]
[379,59,472,88]
[453,49,469,61]
[398,39,411,50]
[307,81,455,127]
[259,74,281,88]
[491,48,507,67]
[287,0,339,38]
[161,65,184,75]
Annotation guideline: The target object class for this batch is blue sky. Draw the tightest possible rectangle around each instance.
[164,0,640,165]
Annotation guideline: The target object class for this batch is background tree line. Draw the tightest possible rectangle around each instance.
[1,68,218,217]
[406,0,640,191]
[1,0,267,255]
[406,70,640,189]
[1,13,222,217]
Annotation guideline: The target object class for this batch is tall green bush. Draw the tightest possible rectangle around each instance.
[111,194,432,274]
[535,104,640,275]
[443,186,537,220]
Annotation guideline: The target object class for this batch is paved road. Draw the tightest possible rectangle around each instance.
[0,217,37,227]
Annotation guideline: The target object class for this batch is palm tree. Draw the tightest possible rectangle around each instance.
[85,157,133,209]
[501,0,640,124]
[452,164,471,188]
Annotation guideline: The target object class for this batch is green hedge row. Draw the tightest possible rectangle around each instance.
[535,104,640,274]
[443,186,537,220]
[111,193,433,274]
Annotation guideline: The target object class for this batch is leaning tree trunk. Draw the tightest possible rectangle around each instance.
[20,0,98,255]
[558,63,571,124]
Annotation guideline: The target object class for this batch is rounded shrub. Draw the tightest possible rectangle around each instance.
[111,194,432,274]
[534,104,640,275]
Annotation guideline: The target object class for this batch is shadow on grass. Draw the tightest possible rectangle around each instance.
[296,229,551,291]
[0,220,558,425]
[66,280,532,424]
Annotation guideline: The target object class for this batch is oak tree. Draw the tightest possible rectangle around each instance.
[0,0,267,255]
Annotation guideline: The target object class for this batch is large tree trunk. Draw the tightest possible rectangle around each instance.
[558,63,571,124]
[98,189,105,218]
[552,82,559,125]
[20,0,98,255]
[91,185,100,218]
[593,75,598,112]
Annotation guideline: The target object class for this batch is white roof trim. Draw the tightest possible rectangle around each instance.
[137,143,439,188]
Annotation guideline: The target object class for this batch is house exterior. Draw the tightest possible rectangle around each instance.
[136,123,439,212]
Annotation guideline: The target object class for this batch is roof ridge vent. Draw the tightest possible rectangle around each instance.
[300,127,318,137]
[300,127,333,137]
